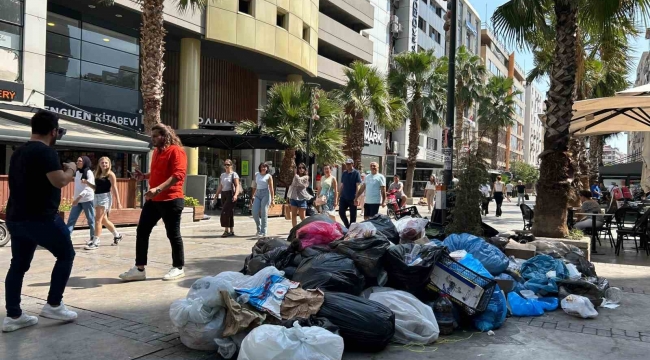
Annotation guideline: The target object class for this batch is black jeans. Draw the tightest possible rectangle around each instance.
[136,198,184,268]
[5,217,75,317]
[338,198,357,228]
[494,192,504,216]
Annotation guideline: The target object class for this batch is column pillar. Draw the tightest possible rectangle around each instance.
[23,0,48,107]
[287,74,303,83]
[178,38,201,175]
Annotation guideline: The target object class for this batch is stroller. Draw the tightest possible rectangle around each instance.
[0,219,10,247]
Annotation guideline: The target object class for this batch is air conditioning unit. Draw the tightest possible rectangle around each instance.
[391,21,402,35]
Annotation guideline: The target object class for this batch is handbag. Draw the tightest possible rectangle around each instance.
[314,195,328,207]
[525,194,529,200]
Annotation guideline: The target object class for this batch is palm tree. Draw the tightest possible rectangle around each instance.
[492,0,647,237]
[335,61,406,171]
[453,46,486,168]
[101,0,208,133]
[477,76,519,170]
[388,50,448,197]
[237,82,346,187]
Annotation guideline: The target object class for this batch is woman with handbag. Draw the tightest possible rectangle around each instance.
[288,163,311,227]
[316,165,338,216]
[215,159,240,237]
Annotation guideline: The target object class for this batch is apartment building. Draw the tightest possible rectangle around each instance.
[603,145,625,165]
[524,83,544,167]
[627,50,650,158]
[479,27,525,170]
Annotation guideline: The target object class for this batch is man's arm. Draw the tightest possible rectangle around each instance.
[46,167,75,189]
[380,186,387,207]
[354,184,366,201]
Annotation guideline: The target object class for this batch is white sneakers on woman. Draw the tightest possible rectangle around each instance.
[2,303,78,332]
[163,268,185,281]
[118,266,184,281]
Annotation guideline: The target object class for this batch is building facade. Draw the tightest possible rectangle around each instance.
[479,27,525,170]
[602,145,625,165]
[627,50,650,158]
[524,83,544,167]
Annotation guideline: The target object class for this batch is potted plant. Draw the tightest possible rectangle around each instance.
[184,196,204,222]
[269,195,285,217]
[56,198,74,223]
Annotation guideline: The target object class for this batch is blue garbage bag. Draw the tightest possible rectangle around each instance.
[520,255,569,296]
[444,233,509,275]
[495,273,526,293]
[508,292,559,317]
[458,254,507,332]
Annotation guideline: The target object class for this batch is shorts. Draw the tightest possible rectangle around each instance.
[290,199,308,209]
[94,193,112,214]
[364,203,380,217]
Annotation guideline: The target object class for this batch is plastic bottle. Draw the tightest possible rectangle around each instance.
[433,293,454,335]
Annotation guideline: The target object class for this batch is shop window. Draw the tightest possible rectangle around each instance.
[46,32,81,59]
[45,54,80,78]
[0,0,23,82]
[82,22,139,55]
[46,12,81,39]
[81,61,138,90]
[277,10,287,30]
[239,0,253,16]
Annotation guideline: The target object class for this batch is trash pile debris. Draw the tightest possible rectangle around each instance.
[170,215,621,359]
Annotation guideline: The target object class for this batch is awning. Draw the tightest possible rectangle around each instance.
[569,96,650,136]
[176,128,286,150]
[0,106,151,153]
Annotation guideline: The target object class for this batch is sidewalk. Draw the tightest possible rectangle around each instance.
[0,201,649,359]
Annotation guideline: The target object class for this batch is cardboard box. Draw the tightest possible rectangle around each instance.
[504,240,536,260]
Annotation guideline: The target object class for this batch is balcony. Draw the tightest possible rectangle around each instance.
[318,13,374,64]
[319,0,374,31]
[426,149,444,163]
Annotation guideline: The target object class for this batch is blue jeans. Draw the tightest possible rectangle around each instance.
[252,188,271,235]
[5,217,76,317]
[67,201,96,239]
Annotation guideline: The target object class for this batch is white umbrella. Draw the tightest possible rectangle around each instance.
[570,96,650,136]
[616,83,650,96]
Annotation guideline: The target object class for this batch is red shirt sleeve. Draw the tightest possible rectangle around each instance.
[170,146,187,182]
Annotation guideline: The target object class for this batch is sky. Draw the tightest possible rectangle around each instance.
[471,0,649,154]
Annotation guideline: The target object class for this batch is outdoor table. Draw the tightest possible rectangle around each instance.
[567,207,581,228]
[574,213,614,254]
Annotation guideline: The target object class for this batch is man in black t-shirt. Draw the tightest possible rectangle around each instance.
[2,110,79,332]
[516,180,527,206]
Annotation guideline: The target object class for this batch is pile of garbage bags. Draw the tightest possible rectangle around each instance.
[169,215,622,359]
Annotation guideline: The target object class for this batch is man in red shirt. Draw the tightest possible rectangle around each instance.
[119,124,188,281]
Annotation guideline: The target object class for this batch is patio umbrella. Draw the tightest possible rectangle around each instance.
[175,128,286,150]
[569,96,650,137]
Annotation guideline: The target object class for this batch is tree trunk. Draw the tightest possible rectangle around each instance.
[278,148,296,188]
[345,112,365,172]
[532,1,578,238]
[454,101,465,170]
[588,135,601,184]
[140,0,166,134]
[490,127,499,169]
[405,99,422,197]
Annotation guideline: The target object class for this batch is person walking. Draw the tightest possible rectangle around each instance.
[119,124,187,282]
[288,163,311,227]
[505,182,514,199]
[354,162,386,220]
[215,159,240,237]
[316,165,338,214]
[251,163,275,237]
[480,183,492,215]
[389,175,407,208]
[424,175,437,213]
[67,156,96,245]
[85,156,122,250]
[516,180,527,205]
[338,159,362,228]
[491,175,510,217]
[3,110,78,332]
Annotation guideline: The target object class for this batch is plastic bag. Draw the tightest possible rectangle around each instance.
[368,290,440,345]
[232,266,284,290]
[486,236,510,251]
[238,322,344,360]
[280,315,340,335]
[557,277,609,307]
[215,332,247,360]
[384,243,446,294]
[457,254,506,331]
[566,264,581,280]
[330,232,391,278]
[246,247,297,275]
[317,292,395,352]
[444,233,509,275]
[520,255,569,296]
[187,276,236,309]
[564,252,597,277]
[295,221,345,250]
[395,216,429,242]
[288,214,335,243]
[178,309,225,351]
[508,292,558,316]
[244,238,291,272]
[170,298,217,327]
[293,253,365,295]
[344,222,377,240]
[365,215,400,244]
[533,240,583,258]
[561,295,598,319]
[235,274,299,319]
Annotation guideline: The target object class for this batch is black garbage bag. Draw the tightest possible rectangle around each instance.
[558,277,609,307]
[245,247,297,275]
[280,315,340,335]
[293,253,365,295]
[317,292,395,352]
[365,215,400,244]
[283,266,297,280]
[481,222,499,238]
[330,232,391,279]
[384,243,447,295]
[287,214,335,243]
[564,252,597,277]
[242,237,292,273]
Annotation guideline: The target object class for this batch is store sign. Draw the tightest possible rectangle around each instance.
[199,117,231,125]
[410,1,419,52]
[44,101,143,132]
[0,80,23,102]
[364,120,383,145]
[443,147,452,171]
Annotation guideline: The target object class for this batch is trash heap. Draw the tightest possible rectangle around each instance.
[169,215,621,359]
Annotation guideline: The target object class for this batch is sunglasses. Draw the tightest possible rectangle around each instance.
[56,127,67,140]
[298,166,305,169]
[224,163,232,166]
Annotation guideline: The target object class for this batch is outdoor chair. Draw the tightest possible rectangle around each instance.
[597,215,616,248]
[520,204,534,231]
[614,208,644,256]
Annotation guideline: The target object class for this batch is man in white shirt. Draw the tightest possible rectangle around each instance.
[354,162,386,220]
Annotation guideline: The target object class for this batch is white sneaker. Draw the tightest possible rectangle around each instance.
[40,303,77,321]
[85,239,94,246]
[84,238,100,250]
[2,313,38,332]
[119,266,146,282]
[162,267,185,281]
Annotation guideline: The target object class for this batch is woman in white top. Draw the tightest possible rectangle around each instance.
[67,156,96,243]
[491,175,510,217]
[424,175,437,213]
[250,163,275,237]
[215,159,240,237]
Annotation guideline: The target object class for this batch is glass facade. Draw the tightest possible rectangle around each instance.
[44,11,141,115]
[0,0,23,82]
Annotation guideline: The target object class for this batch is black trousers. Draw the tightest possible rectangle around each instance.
[494,192,504,216]
[338,198,357,228]
[136,198,184,268]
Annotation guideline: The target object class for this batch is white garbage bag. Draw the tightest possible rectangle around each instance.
[237,322,344,360]
[187,275,237,308]
[215,332,247,359]
[169,298,217,327]
[561,295,598,319]
[232,266,283,290]
[369,290,439,344]
[178,309,226,351]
